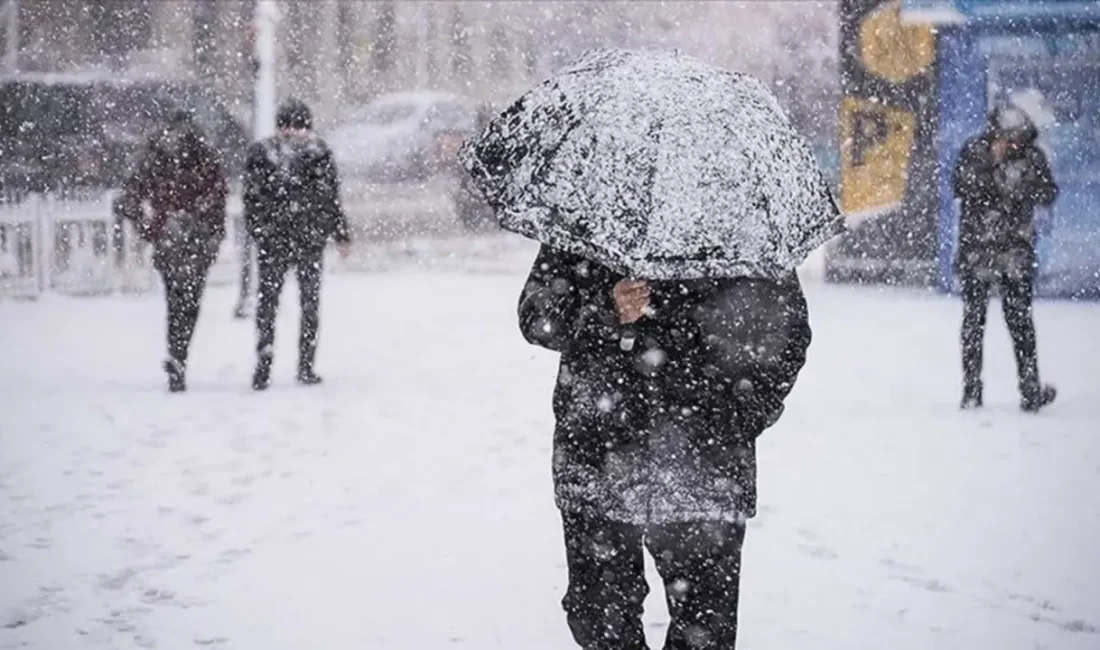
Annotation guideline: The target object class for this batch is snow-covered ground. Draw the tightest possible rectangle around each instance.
[2,237,1099,650]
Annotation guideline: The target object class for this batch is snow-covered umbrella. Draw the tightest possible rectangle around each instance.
[461,48,844,281]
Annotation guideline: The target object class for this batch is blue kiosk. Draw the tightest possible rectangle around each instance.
[905,0,1100,298]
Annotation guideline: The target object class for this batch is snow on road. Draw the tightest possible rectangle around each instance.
[2,238,1099,649]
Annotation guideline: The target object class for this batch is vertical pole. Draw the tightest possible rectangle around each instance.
[253,0,280,140]
[4,0,18,75]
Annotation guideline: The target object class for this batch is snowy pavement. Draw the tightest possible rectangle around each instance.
[2,237,1099,649]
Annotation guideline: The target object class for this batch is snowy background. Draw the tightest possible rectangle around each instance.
[2,1,1099,648]
[2,235,1099,649]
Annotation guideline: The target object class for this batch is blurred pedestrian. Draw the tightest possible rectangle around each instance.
[953,106,1059,412]
[114,109,228,392]
[244,98,351,390]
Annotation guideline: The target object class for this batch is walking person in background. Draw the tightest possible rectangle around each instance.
[244,98,351,391]
[954,106,1059,412]
[114,109,228,392]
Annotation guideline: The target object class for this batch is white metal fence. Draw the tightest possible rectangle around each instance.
[0,178,479,300]
[0,190,245,300]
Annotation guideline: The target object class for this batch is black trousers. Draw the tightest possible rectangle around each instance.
[157,248,214,365]
[255,246,324,371]
[236,215,254,306]
[960,270,1040,395]
[561,511,745,650]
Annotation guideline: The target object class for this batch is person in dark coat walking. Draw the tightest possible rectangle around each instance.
[519,245,811,650]
[245,99,351,390]
[115,109,228,392]
[953,107,1059,412]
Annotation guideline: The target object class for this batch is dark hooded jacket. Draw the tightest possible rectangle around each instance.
[115,113,228,246]
[953,108,1058,277]
[519,245,811,524]
[244,101,350,255]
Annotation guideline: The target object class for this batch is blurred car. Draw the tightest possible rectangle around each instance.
[435,108,498,231]
[327,90,481,184]
[0,72,247,195]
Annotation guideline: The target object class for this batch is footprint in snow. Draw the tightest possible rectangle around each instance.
[890,574,954,593]
[97,567,138,591]
[798,543,839,560]
[880,557,923,574]
[215,492,249,506]
[27,537,51,550]
[1059,619,1100,634]
[1008,591,1060,612]
[215,548,252,564]
[795,528,817,541]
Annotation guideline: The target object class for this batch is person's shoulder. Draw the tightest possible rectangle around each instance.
[962,135,987,155]
[1024,142,1050,162]
[246,137,281,164]
[303,133,335,159]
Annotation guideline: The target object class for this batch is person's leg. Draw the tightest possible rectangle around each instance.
[1001,272,1055,411]
[171,252,213,369]
[959,273,991,407]
[561,510,649,650]
[253,250,288,389]
[295,250,324,383]
[646,521,746,650]
[157,250,188,392]
[234,216,252,318]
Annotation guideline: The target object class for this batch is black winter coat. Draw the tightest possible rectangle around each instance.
[115,127,227,246]
[953,126,1058,278]
[244,131,351,255]
[519,245,811,524]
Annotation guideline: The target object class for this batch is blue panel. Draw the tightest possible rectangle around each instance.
[905,0,1100,23]
[936,27,987,294]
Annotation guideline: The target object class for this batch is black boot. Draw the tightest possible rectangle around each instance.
[163,358,186,393]
[296,366,323,386]
[252,356,272,391]
[960,380,983,410]
[1021,384,1057,413]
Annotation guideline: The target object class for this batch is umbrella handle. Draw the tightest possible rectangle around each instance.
[620,327,637,352]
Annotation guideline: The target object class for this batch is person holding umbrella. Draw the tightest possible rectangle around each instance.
[462,49,843,649]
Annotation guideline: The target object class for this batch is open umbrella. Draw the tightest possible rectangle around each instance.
[461,48,844,281]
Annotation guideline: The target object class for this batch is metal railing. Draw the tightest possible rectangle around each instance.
[0,189,244,299]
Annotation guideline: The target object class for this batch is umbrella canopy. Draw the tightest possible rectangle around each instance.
[461,48,844,281]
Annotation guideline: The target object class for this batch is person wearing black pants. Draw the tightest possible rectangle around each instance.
[254,241,324,383]
[953,106,1058,412]
[960,268,1041,410]
[518,245,812,649]
[232,214,255,319]
[245,99,351,390]
[115,110,227,392]
[563,512,745,650]
[156,232,218,379]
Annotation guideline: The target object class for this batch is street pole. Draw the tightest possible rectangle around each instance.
[4,0,18,75]
[253,0,280,140]
[236,0,280,318]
